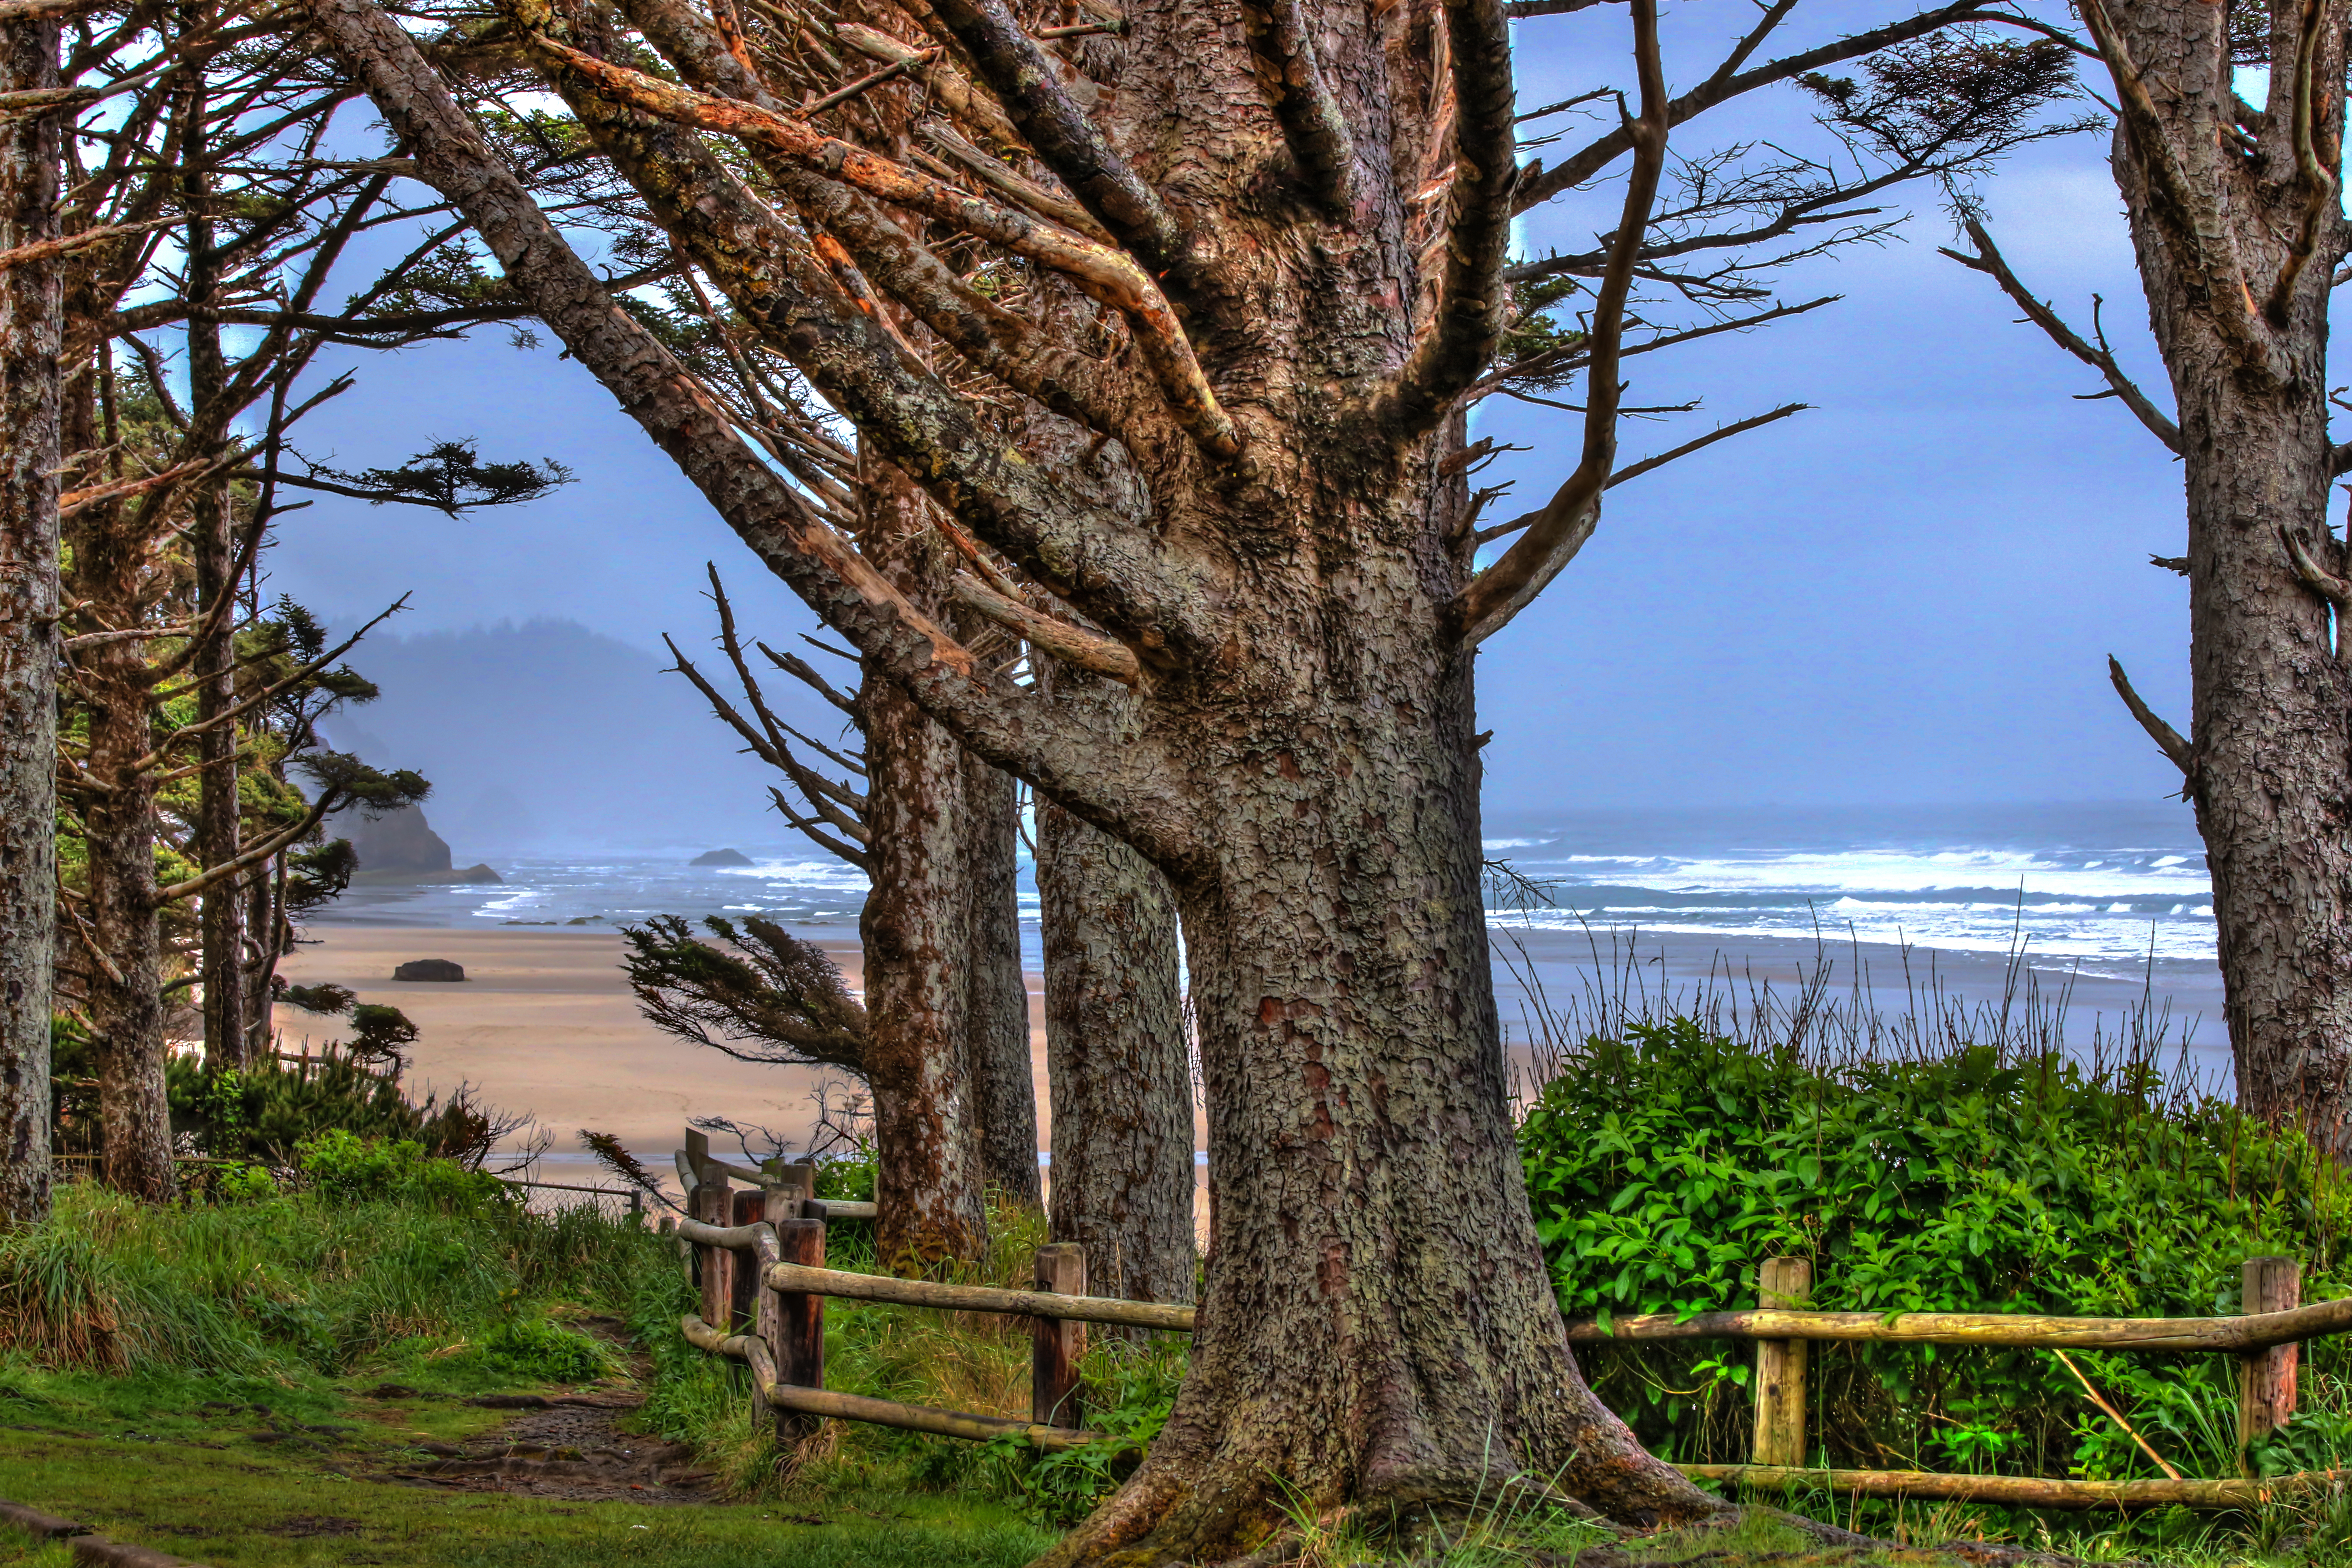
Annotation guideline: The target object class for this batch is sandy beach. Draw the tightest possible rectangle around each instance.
[275,926,1054,1189]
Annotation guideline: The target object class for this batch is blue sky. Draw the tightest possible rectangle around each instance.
[264,1,2210,820]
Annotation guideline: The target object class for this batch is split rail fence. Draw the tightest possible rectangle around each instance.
[665,1132,2352,1510]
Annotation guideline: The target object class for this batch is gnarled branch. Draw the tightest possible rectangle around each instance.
[524,32,1238,458]
[1362,0,1516,438]
[949,572,1141,685]
[1941,217,2181,454]
[300,0,1205,869]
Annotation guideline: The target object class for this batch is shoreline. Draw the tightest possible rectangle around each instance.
[278,916,2233,1201]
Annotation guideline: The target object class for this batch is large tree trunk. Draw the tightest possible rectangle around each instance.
[0,9,61,1227]
[1038,527,1701,1566]
[2175,330,2352,1144]
[296,0,1732,1548]
[2089,0,2352,1150]
[963,753,1041,1207]
[1038,791,1196,1315]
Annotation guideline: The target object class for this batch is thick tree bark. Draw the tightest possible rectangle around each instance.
[1034,522,1701,1567]
[0,10,61,1227]
[859,465,989,1269]
[963,753,1041,1207]
[1038,763,1196,1315]
[2082,0,2352,1150]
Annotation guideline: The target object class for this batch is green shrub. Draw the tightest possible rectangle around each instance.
[1517,1016,2352,1487]
[293,1130,507,1209]
[212,1162,277,1203]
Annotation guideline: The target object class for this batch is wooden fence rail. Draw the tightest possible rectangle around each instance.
[662,1131,2351,1512]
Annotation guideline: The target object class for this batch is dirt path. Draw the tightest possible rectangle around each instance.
[368,1316,718,1504]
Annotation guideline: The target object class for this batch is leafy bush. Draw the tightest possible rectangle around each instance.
[294,1130,508,1209]
[1517,1016,2352,1486]
[163,1051,518,1168]
[211,1162,278,1203]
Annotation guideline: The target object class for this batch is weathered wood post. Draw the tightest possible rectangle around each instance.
[1751,1255,1811,1467]
[774,1216,827,1441]
[774,1161,816,1212]
[1032,1243,1087,1429]
[729,1187,764,1331]
[2239,1255,2301,1469]
[693,1177,733,1334]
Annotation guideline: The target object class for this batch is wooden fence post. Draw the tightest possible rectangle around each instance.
[693,1179,732,1334]
[1752,1255,1811,1468]
[775,1162,816,1213]
[1032,1243,1087,1429]
[774,1217,827,1441]
[2239,1255,2301,1468]
[730,1188,764,1331]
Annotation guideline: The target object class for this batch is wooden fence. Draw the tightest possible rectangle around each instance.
[666,1132,2352,1512]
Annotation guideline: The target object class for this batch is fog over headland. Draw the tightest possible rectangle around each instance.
[318,619,844,861]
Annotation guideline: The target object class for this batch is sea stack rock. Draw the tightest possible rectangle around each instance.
[346,804,503,884]
[691,847,753,867]
[393,959,466,982]
[347,804,455,876]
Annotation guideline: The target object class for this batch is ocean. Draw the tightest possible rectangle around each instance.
[320,800,2211,965]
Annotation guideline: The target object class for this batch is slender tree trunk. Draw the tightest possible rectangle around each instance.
[0,10,61,1227]
[2087,0,2352,1151]
[963,753,1040,1206]
[858,464,987,1268]
[244,858,282,1057]
[182,140,248,1073]
[79,645,175,1201]
[1038,763,1195,1314]
[2177,348,2352,1144]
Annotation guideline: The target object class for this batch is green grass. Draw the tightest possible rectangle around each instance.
[0,1421,1054,1567]
[0,1168,1061,1566]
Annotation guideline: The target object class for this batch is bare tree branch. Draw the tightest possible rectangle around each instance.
[1451,0,1668,647]
[2108,654,2194,779]
[1942,216,2181,452]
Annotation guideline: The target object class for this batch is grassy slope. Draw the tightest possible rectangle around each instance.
[0,1319,1055,1568]
[0,1173,1057,1568]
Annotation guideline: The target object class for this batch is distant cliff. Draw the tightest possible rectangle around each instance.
[344,804,501,884]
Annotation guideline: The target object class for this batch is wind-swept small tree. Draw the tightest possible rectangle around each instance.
[659,563,1040,1258]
